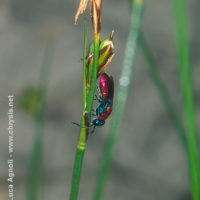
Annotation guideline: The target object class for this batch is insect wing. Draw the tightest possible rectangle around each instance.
[107,76,114,103]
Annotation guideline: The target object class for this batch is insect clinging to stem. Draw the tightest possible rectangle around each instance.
[72,72,114,133]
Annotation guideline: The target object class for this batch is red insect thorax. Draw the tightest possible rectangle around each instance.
[98,106,112,121]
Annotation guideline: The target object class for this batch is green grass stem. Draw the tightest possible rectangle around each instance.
[70,20,100,200]
[139,34,188,151]
[171,1,200,199]
[70,22,88,200]
[93,1,144,200]
[70,148,85,200]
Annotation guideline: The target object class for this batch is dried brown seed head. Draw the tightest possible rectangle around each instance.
[75,0,102,36]
[75,0,89,24]
[90,0,102,36]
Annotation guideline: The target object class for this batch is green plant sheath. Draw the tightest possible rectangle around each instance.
[171,0,200,199]
[93,1,144,200]
[86,36,100,113]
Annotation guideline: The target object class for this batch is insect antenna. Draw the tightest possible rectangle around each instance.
[72,122,93,128]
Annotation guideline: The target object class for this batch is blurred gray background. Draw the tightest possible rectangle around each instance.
[0,0,200,199]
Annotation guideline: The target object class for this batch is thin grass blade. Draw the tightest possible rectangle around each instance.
[93,1,145,200]
[139,34,187,152]
[171,1,200,199]
[70,22,88,200]
[26,37,56,200]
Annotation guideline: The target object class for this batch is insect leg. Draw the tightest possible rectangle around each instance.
[91,125,96,134]
[94,94,102,102]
